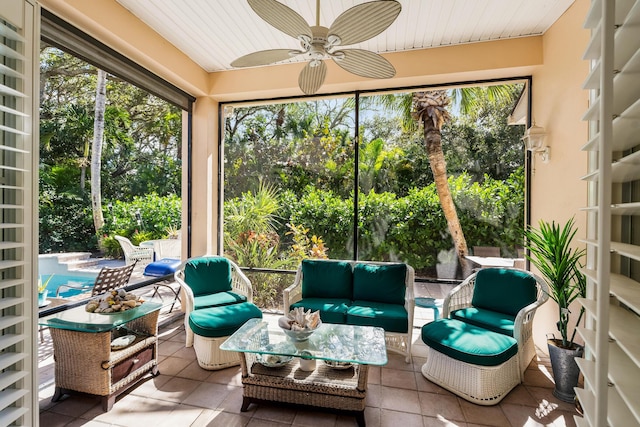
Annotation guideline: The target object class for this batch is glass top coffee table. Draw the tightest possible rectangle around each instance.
[221,318,387,427]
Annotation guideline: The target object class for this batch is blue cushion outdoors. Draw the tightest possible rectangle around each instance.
[144,258,182,277]
[301,259,353,299]
[450,307,516,336]
[421,318,518,366]
[184,256,232,296]
[346,300,408,333]
[193,291,247,310]
[471,268,537,316]
[352,263,407,305]
[290,298,350,324]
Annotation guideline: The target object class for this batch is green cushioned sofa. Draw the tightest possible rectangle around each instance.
[283,259,415,362]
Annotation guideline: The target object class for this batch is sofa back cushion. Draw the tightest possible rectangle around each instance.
[352,263,407,305]
[301,259,353,299]
[471,268,537,316]
[184,256,232,296]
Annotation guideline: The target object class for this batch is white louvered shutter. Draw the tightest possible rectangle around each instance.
[0,0,38,425]
[577,1,640,426]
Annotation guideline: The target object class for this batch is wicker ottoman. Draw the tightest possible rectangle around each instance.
[188,302,262,370]
[421,318,520,405]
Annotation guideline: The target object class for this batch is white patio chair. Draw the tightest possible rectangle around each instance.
[114,235,154,266]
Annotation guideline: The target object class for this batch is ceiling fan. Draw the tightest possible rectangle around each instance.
[231,0,402,95]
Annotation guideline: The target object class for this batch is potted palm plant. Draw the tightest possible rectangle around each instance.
[524,218,586,402]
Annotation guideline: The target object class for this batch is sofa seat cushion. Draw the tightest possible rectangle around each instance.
[194,291,247,310]
[471,268,537,316]
[189,302,262,338]
[346,300,408,333]
[290,298,350,324]
[301,259,354,299]
[450,307,516,337]
[353,263,407,305]
[421,318,517,366]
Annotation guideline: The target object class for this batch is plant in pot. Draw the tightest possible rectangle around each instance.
[524,218,586,403]
[37,274,54,306]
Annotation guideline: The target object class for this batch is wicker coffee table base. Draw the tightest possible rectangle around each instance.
[240,354,368,426]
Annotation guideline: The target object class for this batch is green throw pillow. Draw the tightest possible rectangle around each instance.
[301,259,353,299]
[352,263,407,305]
[471,268,537,316]
[184,256,232,296]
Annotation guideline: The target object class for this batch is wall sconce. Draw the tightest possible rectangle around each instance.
[522,122,550,163]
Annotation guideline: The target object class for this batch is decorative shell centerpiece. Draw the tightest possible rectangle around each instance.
[278,307,322,341]
[85,289,144,314]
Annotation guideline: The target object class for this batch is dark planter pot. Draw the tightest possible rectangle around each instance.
[548,338,584,402]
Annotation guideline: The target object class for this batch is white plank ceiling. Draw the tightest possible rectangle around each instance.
[116,0,575,73]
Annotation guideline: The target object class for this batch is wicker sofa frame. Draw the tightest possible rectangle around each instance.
[284,259,415,363]
[421,268,549,405]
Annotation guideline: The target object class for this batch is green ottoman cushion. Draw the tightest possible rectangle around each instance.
[421,318,517,366]
[301,259,353,299]
[290,298,350,324]
[346,300,408,333]
[193,291,247,310]
[189,302,262,338]
[450,307,516,336]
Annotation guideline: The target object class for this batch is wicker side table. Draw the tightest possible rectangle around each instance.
[240,354,368,426]
[42,303,161,411]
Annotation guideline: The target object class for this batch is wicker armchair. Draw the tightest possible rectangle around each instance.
[421,268,548,405]
[174,256,253,347]
[115,235,154,266]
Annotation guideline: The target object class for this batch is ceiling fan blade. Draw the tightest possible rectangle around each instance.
[231,49,299,67]
[329,0,401,46]
[248,0,312,39]
[333,49,396,79]
[298,61,327,95]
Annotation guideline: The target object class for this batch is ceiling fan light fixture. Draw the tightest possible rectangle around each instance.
[234,0,402,95]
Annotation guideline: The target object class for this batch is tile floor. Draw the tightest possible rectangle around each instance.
[38,281,580,427]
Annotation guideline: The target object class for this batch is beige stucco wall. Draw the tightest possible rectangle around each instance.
[528,0,590,353]
[39,0,590,354]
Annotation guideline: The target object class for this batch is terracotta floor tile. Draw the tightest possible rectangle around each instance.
[157,354,194,377]
[380,386,422,414]
[158,339,184,356]
[190,409,252,427]
[380,408,424,427]
[418,391,465,422]
[291,409,338,427]
[423,415,469,426]
[148,376,202,403]
[182,381,235,408]
[458,399,510,427]
[381,367,418,389]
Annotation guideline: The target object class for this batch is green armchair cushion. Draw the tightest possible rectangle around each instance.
[290,298,350,324]
[471,268,537,316]
[188,302,262,338]
[301,259,353,299]
[184,256,232,296]
[346,300,408,333]
[352,263,407,305]
[193,291,247,310]
[450,307,516,336]
[421,318,517,366]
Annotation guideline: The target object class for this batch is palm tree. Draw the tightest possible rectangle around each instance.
[91,69,107,241]
[379,85,513,277]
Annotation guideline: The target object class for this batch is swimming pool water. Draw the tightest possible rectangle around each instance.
[40,273,98,298]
